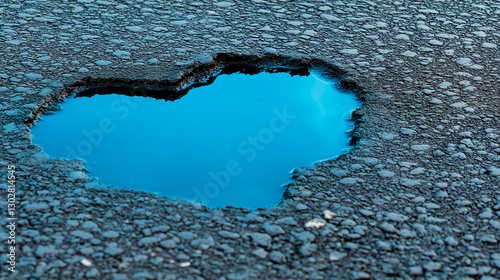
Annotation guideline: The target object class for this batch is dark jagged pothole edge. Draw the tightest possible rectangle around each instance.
[25,52,367,208]
[71,65,310,101]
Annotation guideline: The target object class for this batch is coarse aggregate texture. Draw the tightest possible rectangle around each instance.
[0,0,499,279]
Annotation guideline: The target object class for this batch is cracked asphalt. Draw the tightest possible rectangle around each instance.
[0,0,499,279]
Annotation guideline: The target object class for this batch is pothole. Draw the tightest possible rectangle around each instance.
[30,65,360,209]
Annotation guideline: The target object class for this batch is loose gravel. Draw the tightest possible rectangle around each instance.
[0,0,499,279]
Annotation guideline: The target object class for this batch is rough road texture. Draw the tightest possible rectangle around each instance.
[1,0,499,279]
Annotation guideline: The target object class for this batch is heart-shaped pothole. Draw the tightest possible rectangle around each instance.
[30,66,360,209]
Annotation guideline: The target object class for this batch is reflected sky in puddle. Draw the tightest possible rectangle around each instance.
[31,71,360,209]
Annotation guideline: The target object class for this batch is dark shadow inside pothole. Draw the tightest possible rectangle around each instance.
[30,65,360,209]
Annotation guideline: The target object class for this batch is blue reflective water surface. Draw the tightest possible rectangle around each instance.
[31,71,360,209]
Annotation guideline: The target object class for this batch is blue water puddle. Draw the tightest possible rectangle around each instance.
[31,70,360,209]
